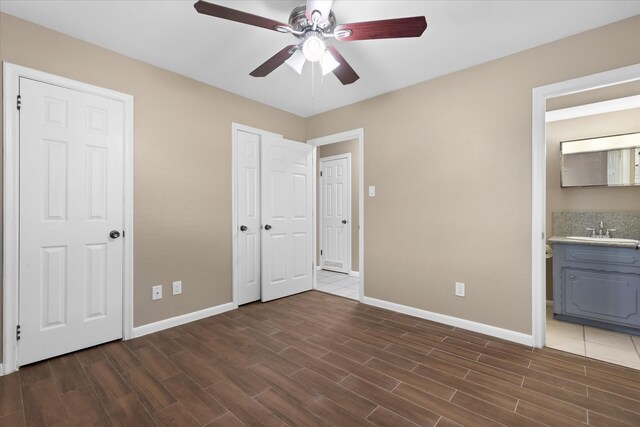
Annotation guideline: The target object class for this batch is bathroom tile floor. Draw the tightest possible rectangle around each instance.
[315,269,359,300]
[546,306,640,370]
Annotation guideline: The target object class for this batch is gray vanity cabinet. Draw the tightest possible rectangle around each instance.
[552,243,640,334]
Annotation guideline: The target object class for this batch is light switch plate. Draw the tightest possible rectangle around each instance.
[368,185,376,197]
[172,281,182,295]
[455,282,465,297]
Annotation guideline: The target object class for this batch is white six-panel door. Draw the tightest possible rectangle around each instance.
[19,78,124,365]
[260,138,313,301]
[320,156,350,274]
[236,130,262,305]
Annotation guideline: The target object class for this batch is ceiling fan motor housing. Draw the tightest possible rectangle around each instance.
[288,5,336,35]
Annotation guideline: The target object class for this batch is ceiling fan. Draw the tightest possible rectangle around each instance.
[194,0,427,85]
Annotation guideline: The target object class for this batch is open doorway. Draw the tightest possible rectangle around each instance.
[544,84,640,369]
[531,64,640,367]
[308,129,364,302]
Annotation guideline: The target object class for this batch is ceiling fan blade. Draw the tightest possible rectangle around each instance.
[326,46,359,85]
[306,0,333,23]
[194,0,290,32]
[250,45,297,77]
[335,16,427,41]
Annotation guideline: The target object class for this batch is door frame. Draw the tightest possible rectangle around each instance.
[318,153,352,275]
[531,63,640,349]
[308,129,364,302]
[2,63,135,375]
[231,123,283,308]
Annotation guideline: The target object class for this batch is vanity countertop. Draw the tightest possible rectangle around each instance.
[549,236,640,250]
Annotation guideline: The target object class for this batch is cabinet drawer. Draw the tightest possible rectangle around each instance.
[563,246,640,269]
[562,268,640,327]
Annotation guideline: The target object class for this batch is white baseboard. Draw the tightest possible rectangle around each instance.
[131,302,234,338]
[362,297,534,347]
[0,362,17,377]
[349,271,360,278]
[316,266,321,271]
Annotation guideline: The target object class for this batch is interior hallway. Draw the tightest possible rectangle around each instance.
[316,269,359,300]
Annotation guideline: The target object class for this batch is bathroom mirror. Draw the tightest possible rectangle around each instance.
[561,132,640,187]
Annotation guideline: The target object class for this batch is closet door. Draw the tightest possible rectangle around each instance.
[19,78,124,365]
[261,137,313,301]
[236,130,262,305]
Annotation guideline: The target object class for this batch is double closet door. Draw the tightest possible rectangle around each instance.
[236,128,313,305]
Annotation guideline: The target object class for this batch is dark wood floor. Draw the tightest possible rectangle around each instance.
[1,290,640,426]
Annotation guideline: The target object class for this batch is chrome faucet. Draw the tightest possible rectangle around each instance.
[586,221,617,238]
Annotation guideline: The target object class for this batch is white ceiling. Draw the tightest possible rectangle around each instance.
[2,0,639,117]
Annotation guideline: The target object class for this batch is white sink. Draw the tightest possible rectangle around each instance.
[566,236,640,244]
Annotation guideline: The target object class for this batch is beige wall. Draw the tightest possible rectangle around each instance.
[545,109,640,299]
[317,139,360,272]
[0,12,306,360]
[306,15,640,334]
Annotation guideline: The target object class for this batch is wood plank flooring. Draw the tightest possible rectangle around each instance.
[1,290,640,426]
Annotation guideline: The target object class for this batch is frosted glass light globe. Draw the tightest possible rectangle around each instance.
[302,35,325,62]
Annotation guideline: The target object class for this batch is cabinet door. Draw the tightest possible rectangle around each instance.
[563,268,640,326]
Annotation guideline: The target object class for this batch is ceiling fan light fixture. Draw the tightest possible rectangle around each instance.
[285,49,306,75]
[194,0,426,85]
[301,33,325,62]
[321,49,340,76]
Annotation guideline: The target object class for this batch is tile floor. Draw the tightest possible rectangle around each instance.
[546,306,640,369]
[315,269,359,300]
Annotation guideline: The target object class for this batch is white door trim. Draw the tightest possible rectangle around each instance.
[2,62,135,375]
[231,123,283,308]
[531,63,640,349]
[319,153,352,274]
[307,129,364,303]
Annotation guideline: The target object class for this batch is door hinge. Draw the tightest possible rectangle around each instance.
[320,249,323,255]
[320,171,323,177]
[16,324,21,341]
[17,95,21,110]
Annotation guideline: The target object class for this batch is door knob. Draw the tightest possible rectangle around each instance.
[264,224,272,230]
[109,230,121,239]
[342,220,347,224]
[240,225,248,232]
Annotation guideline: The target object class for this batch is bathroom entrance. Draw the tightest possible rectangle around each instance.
[536,68,640,369]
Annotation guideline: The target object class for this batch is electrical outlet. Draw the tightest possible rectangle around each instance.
[368,185,376,197]
[172,281,182,295]
[152,285,162,300]
[455,282,465,297]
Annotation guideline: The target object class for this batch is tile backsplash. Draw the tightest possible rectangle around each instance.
[552,211,640,240]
